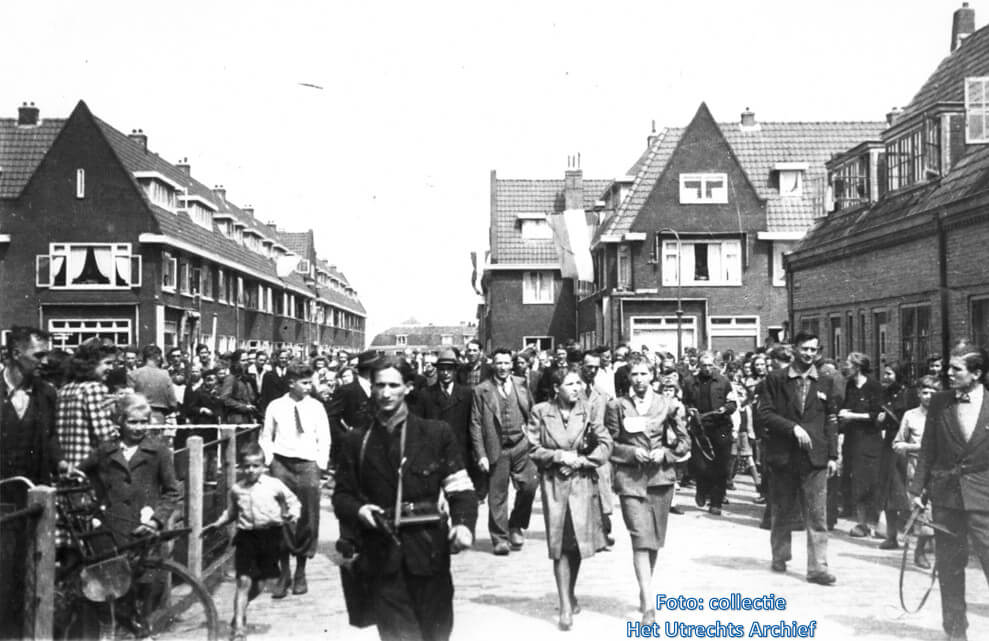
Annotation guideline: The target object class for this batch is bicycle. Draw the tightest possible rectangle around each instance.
[53,475,219,640]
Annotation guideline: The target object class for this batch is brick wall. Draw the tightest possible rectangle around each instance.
[486,271,575,350]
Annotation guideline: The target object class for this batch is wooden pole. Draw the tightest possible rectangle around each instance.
[24,486,55,641]
[187,436,204,579]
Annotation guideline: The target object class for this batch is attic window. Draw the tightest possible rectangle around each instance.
[778,170,802,196]
[679,173,727,204]
[965,77,989,143]
[396,334,407,346]
[521,218,553,240]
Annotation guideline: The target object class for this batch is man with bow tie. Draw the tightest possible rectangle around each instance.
[758,332,839,586]
[911,343,989,641]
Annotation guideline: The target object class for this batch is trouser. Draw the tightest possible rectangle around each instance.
[270,456,321,558]
[932,506,989,639]
[769,464,829,575]
[487,439,538,544]
[373,567,454,641]
[695,427,733,508]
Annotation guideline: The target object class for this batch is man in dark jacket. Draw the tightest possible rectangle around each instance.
[456,340,491,387]
[259,349,291,413]
[683,351,737,515]
[420,349,483,498]
[326,350,377,468]
[910,343,989,641]
[333,356,476,641]
[758,332,839,586]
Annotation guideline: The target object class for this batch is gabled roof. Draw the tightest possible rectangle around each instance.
[370,323,477,348]
[0,117,66,198]
[279,230,314,257]
[595,114,885,241]
[491,177,612,264]
[899,22,989,122]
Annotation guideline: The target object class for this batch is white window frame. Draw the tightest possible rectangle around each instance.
[521,219,553,240]
[396,334,408,346]
[616,245,631,290]
[772,241,795,287]
[778,169,802,197]
[76,169,85,199]
[965,76,989,144]
[48,318,132,351]
[440,334,453,345]
[629,316,698,355]
[162,251,177,292]
[662,239,742,286]
[523,271,555,304]
[36,243,140,290]
[678,173,728,204]
[707,316,760,349]
[201,265,214,301]
[522,336,554,351]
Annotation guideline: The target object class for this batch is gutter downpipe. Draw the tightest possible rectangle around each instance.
[936,209,950,361]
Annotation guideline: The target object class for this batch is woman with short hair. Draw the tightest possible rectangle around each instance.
[839,352,884,538]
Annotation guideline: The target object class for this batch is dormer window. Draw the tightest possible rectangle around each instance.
[774,163,807,197]
[134,171,181,212]
[296,259,311,275]
[179,195,217,231]
[965,76,989,143]
[519,215,553,240]
[396,334,407,346]
[678,173,727,204]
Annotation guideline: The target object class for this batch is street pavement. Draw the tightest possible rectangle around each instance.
[208,478,988,641]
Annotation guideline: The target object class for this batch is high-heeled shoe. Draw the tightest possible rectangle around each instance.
[558,610,573,631]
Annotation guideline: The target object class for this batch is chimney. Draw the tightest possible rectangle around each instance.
[564,157,583,211]
[176,157,190,175]
[265,221,278,231]
[17,102,39,126]
[243,205,254,218]
[886,106,903,126]
[212,185,226,202]
[952,2,976,51]
[740,107,756,128]
[646,120,658,147]
[129,129,147,151]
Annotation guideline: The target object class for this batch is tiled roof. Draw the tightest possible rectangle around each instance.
[0,118,65,198]
[89,110,366,316]
[798,144,989,253]
[279,230,313,256]
[596,119,885,240]
[316,259,352,288]
[370,323,477,348]
[492,178,612,264]
[899,22,989,122]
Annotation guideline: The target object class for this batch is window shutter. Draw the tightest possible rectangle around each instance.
[36,255,51,287]
[130,255,142,287]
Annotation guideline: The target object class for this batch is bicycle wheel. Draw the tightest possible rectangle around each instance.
[138,558,219,641]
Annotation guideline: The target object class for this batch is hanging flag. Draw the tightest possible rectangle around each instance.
[470,251,480,295]
[276,254,302,278]
[547,209,594,281]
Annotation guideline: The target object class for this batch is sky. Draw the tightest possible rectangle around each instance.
[0,0,972,342]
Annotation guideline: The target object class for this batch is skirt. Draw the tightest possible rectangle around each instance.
[620,485,674,551]
[234,527,283,580]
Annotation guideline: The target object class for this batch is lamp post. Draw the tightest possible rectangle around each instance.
[657,228,684,359]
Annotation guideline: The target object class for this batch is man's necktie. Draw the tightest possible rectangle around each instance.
[957,392,971,403]
[294,405,305,434]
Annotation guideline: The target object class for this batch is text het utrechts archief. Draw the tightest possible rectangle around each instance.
[627,594,819,638]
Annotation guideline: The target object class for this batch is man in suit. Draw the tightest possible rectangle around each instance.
[457,339,491,387]
[333,356,476,641]
[683,351,737,515]
[470,347,537,554]
[758,332,839,586]
[910,343,989,641]
[259,349,291,413]
[326,350,377,468]
[421,349,483,498]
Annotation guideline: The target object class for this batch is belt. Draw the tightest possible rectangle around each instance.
[931,461,989,480]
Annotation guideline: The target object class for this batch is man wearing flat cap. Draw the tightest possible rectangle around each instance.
[326,350,378,468]
[421,349,485,499]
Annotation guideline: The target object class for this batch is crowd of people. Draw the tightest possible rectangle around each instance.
[2,327,988,641]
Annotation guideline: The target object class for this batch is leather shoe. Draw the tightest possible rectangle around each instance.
[914,553,931,570]
[694,489,707,508]
[493,541,510,556]
[558,610,573,631]
[849,524,870,538]
[709,506,722,516]
[878,539,899,550]
[604,533,616,547]
[271,578,290,599]
[292,574,308,595]
[669,506,684,515]
[508,528,525,549]
[806,571,837,586]
[771,560,786,573]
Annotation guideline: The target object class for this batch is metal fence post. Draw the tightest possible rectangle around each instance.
[187,436,204,579]
[24,486,55,641]
[223,427,237,498]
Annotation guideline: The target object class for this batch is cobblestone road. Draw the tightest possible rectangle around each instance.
[209,478,988,641]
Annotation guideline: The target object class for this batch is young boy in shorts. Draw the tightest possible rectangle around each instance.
[202,443,300,640]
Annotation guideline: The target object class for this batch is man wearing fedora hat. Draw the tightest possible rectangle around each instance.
[326,350,378,469]
[422,349,485,499]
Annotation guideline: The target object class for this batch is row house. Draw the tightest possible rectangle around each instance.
[580,104,882,355]
[477,169,612,352]
[370,320,477,355]
[0,100,366,355]
[788,3,989,377]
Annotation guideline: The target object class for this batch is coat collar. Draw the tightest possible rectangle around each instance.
[540,399,590,448]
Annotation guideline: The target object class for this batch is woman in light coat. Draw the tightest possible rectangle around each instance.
[605,354,689,625]
[527,364,613,631]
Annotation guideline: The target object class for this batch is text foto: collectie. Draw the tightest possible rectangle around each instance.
[655,594,787,611]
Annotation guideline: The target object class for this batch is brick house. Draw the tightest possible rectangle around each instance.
[581,104,882,355]
[370,320,478,355]
[478,169,612,352]
[788,3,989,376]
[0,100,366,354]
